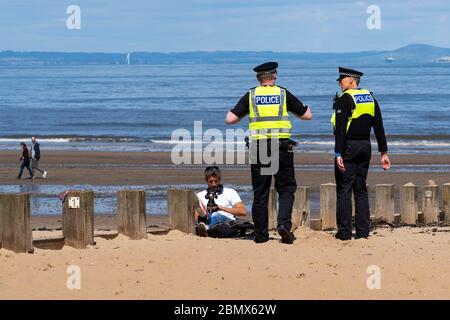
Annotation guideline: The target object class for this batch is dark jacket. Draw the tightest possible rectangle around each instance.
[333,90,387,155]
[31,142,41,160]
[21,146,30,162]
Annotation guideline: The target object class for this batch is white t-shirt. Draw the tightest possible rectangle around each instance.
[196,187,242,220]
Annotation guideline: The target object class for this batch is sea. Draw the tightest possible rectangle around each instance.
[1,63,449,216]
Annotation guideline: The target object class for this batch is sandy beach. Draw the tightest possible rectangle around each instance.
[1,150,449,299]
[0,226,449,299]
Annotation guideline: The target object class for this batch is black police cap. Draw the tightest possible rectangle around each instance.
[253,61,278,75]
[337,66,364,81]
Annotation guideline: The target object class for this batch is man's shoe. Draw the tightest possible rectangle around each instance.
[27,176,33,180]
[197,222,208,237]
[277,225,296,244]
[43,171,47,179]
[253,237,269,244]
[335,233,351,241]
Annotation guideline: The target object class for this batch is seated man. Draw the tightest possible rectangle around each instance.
[194,166,249,237]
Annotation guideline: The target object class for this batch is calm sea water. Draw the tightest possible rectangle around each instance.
[1,63,449,154]
[1,63,449,215]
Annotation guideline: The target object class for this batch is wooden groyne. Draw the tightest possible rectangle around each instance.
[0,181,449,253]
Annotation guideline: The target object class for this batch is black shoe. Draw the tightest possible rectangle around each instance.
[335,232,351,241]
[355,234,369,240]
[253,237,269,244]
[277,225,296,244]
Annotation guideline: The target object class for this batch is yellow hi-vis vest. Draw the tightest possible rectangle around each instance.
[248,85,292,140]
[331,89,375,133]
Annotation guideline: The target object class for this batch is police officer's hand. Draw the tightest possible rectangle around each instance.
[381,152,391,171]
[336,156,346,173]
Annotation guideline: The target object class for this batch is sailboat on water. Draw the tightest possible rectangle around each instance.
[126,53,131,65]
[385,54,397,62]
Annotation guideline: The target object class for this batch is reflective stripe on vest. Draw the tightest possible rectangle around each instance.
[330,89,375,133]
[248,86,292,140]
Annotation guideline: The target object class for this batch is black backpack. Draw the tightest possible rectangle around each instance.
[206,219,254,238]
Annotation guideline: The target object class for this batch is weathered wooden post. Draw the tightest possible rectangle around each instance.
[320,183,336,230]
[268,189,277,231]
[423,181,439,224]
[400,183,418,225]
[375,184,395,222]
[292,186,310,231]
[443,183,450,224]
[167,189,196,234]
[117,190,147,239]
[62,190,94,249]
[0,194,33,253]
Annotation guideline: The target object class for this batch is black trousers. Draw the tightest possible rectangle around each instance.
[18,160,33,178]
[251,146,297,242]
[335,139,371,238]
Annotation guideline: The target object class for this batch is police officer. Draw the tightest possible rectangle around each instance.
[332,67,391,240]
[226,62,312,244]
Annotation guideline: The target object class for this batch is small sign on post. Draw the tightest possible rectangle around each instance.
[68,197,80,209]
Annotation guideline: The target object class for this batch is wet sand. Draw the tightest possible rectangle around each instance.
[2,150,449,228]
[1,150,449,187]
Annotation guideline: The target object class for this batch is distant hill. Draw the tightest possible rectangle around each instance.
[1,44,449,65]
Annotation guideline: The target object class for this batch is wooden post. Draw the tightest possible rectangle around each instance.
[443,183,450,224]
[117,190,147,239]
[62,190,94,249]
[375,184,395,222]
[268,189,277,231]
[167,189,196,234]
[0,194,33,253]
[400,183,418,225]
[292,187,310,231]
[310,219,322,231]
[320,183,336,230]
[423,181,439,224]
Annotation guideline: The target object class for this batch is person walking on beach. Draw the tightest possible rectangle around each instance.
[30,137,47,179]
[17,142,33,179]
[331,67,391,240]
[226,62,312,244]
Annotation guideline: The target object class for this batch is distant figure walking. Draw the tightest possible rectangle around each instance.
[17,142,33,179]
[30,136,47,179]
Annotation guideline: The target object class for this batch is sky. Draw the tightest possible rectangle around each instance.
[0,0,449,53]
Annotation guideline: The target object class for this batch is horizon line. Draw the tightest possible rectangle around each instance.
[1,43,449,55]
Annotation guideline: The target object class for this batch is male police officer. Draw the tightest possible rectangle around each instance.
[226,62,312,244]
[332,67,391,240]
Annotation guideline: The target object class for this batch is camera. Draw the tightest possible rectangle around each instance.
[205,190,219,214]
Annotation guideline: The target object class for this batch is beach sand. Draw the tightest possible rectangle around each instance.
[0,151,449,299]
[0,226,449,299]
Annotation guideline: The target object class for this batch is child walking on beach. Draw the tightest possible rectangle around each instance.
[17,142,33,179]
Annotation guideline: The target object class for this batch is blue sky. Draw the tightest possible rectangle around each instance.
[0,0,449,52]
